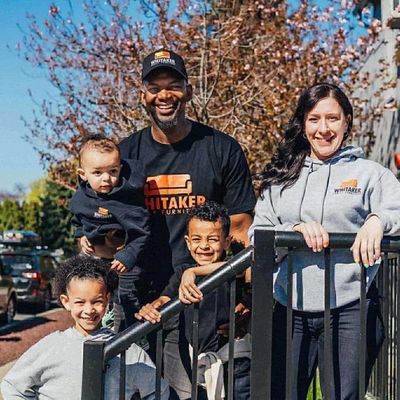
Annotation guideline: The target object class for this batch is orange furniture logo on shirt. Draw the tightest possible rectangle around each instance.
[145,174,192,196]
[144,174,206,214]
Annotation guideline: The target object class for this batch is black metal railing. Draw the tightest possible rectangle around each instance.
[81,246,252,400]
[251,229,400,400]
[82,230,400,400]
[368,252,400,399]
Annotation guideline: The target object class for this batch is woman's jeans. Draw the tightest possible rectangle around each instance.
[271,298,385,400]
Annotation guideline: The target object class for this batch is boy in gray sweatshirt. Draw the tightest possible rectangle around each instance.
[1,256,169,400]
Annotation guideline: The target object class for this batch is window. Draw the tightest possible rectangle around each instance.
[354,1,382,20]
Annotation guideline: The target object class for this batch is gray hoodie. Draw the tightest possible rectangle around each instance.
[249,146,400,311]
[1,327,169,400]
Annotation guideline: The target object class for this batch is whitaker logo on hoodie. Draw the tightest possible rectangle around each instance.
[334,179,361,195]
[94,207,113,219]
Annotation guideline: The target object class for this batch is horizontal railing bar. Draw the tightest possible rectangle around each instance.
[103,246,253,362]
[270,231,400,251]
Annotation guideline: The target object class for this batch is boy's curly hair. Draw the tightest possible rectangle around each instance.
[55,255,118,297]
[186,201,230,237]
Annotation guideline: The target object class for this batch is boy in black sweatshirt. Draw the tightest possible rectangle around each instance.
[70,134,150,329]
[136,201,250,399]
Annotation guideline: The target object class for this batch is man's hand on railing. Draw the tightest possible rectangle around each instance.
[351,215,384,267]
[179,269,203,304]
[293,221,329,252]
[217,303,251,339]
[134,296,171,324]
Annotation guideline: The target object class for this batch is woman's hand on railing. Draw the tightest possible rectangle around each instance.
[134,296,171,324]
[351,215,384,267]
[292,222,329,252]
[179,269,203,304]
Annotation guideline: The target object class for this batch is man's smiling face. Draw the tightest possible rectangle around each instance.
[141,68,192,131]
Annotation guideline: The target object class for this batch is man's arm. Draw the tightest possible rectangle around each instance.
[134,296,171,324]
[230,212,253,248]
[230,212,253,282]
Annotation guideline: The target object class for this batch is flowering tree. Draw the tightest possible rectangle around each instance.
[19,0,381,189]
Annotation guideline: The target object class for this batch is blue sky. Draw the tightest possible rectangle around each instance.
[0,0,82,194]
[0,0,163,195]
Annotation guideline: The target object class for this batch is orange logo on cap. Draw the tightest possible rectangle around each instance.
[154,50,170,59]
[340,179,358,188]
[97,207,110,216]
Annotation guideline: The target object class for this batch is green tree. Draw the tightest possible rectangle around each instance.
[22,201,42,233]
[40,181,75,251]
[24,178,47,205]
[0,200,24,231]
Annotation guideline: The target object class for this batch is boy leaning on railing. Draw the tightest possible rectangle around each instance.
[136,201,251,400]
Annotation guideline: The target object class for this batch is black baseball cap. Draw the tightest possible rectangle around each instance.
[142,49,188,81]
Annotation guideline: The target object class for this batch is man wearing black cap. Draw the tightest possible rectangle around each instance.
[119,49,256,399]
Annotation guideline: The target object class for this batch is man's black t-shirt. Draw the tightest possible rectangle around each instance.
[119,120,256,293]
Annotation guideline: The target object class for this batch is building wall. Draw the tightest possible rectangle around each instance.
[353,0,400,173]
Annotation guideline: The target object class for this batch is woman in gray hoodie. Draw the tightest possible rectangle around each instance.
[249,83,400,400]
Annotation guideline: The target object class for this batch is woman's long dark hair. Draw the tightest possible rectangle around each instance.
[259,83,353,195]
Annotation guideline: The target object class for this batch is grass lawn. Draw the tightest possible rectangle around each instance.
[306,372,322,400]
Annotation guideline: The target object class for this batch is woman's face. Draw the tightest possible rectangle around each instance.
[304,97,349,161]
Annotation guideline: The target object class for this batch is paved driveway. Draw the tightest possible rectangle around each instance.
[0,307,73,398]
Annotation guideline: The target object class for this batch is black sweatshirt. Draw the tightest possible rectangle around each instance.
[70,159,150,271]
[162,263,231,353]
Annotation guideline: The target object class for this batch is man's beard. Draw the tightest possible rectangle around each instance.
[149,105,180,130]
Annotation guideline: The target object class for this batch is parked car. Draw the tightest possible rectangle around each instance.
[0,258,17,324]
[0,248,58,311]
[1,230,41,247]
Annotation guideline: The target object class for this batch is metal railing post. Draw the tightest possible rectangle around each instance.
[155,329,163,400]
[397,254,400,399]
[285,249,293,400]
[359,262,367,400]
[119,350,126,400]
[227,278,236,399]
[191,303,200,400]
[251,229,275,400]
[324,248,331,400]
[82,340,106,400]
[380,253,389,399]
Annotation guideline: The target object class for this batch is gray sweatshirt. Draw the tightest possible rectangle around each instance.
[1,327,169,400]
[249,146,400,311]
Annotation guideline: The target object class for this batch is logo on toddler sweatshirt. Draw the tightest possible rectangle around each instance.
[334,179,361,194]
[94,207,112,219]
